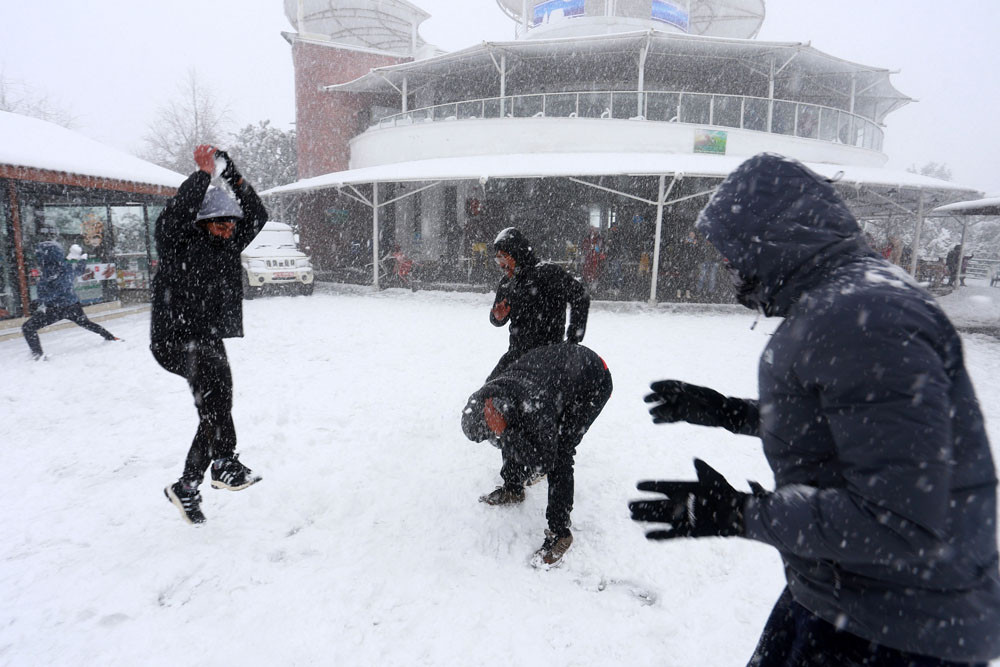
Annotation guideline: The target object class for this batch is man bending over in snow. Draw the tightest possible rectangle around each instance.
[463,343,612,566]
[629,153,1000,666]
[151,145,268,524]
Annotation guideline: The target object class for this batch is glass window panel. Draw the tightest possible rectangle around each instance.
[796,104,819,139]
[457,100,482,119]
[679,93,711,124]
[512,94,544,118]
[772,101,796,135]
[612,92,639,119]
[712,95,741,128]
[483,98,501,119]
[819,108,839,142]
[546,93,577,118]
[743,98,769,131]
[433,104,458,120]
[0,192,15,318]
[645,92,679,122]
[111,205,149,290]
[578,92,611,118]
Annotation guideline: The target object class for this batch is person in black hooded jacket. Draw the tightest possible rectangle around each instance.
[463,343,612,567]
[629,153,1000,666]
[151,144,268,525]
[487,226,590,380]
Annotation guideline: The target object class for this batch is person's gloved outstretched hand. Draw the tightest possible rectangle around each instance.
[194,144,216,174]
[645,380,759,435]
[629,459,748,539]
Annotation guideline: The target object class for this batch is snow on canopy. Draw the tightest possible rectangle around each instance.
[932,197,1000,216]
[0,110,184,188]
[262,151,975,196]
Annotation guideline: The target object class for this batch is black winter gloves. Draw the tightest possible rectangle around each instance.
[645,380,760,436]
[629,459,748,539]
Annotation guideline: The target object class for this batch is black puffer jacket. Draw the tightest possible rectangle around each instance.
[150,170,268,343]
[462,343,612,471]
[697,153,1000,662]
[490,228,589,352]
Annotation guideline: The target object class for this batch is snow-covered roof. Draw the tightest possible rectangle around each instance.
[0,111,185,189]
[262,152,975,196]
[931,197,1000,216]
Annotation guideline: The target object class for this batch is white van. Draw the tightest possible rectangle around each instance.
[241,221,314,298]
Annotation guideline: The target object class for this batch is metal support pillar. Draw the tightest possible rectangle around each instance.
[372,183,380,290]
[909,191,924,276]
[649,174,667,305]
[7,180,29,315]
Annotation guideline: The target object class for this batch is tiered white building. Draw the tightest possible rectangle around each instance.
[269,0,978,300]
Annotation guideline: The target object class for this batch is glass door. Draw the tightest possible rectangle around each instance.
[111,205,150,290]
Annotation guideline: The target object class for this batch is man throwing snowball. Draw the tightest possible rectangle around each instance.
[151,144,268,524]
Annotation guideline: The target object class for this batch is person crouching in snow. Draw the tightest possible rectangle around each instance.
[462,343,612,566]
[21,241,120,360]
[151,144,268,524]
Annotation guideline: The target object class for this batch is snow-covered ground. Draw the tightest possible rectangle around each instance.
[2,285,999,666]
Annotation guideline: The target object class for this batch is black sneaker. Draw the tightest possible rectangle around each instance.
[210,455,262,491]
[478,484,525,505]
[165,481,205,524]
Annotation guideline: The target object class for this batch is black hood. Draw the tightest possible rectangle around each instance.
[461,378,525,442]
[493,227,538,269]
[696,153,875,316]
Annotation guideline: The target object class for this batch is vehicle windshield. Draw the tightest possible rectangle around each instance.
[249,230,297,250]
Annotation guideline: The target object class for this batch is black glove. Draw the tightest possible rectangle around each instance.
[645,380,759,435]
[629,459,748,539]
[214,149,242,185]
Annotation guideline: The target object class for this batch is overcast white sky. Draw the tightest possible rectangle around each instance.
[1,0,996,193]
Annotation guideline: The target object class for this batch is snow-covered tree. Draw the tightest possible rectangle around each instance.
[0,70,75,127]
[141,69,231,173]
[227,120,297,191]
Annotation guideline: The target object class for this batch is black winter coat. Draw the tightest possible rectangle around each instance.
[462,343,612,472]
[697,153,1000,662]
[491,262,589,353]
[150,171,268,343]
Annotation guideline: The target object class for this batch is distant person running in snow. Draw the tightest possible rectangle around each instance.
[21,241,120,360]
[151,144,268,524]
[462,343,612,567]
[630,154,1000,666]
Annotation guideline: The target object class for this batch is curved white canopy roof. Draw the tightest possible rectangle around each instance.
[0,111,184,189]
[326,30,911,122]
[263,152,974,196]
[931,197,1000,216]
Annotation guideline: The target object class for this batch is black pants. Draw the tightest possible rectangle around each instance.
[151,338,236,484]
[22,303,116,355]
[501,368,613,536]
[748,588,986,667]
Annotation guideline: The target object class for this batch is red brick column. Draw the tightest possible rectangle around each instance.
[291,39,408,179]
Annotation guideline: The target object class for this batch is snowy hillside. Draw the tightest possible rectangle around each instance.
[2,287,999,666]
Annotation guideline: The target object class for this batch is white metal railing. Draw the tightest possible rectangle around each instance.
[372,90,884,151]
